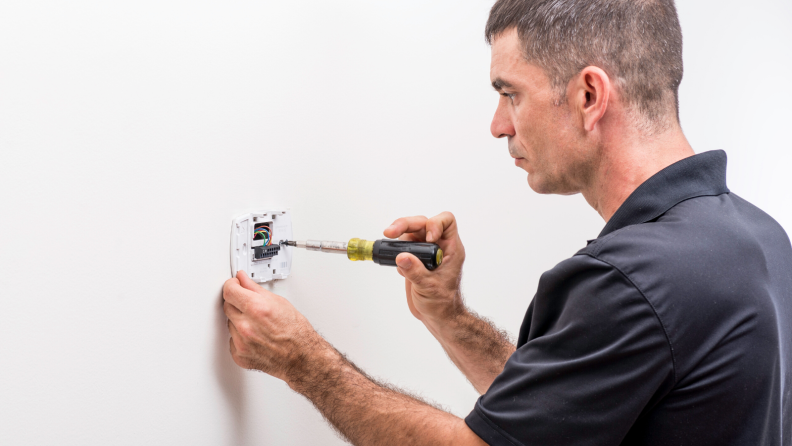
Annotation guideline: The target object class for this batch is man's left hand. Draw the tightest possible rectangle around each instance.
[222,271,323,384]
[222,272,488,446]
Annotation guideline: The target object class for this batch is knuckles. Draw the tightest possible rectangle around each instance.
[229,339,249,368]
[439,210,455,220]
[231,351,250,369]
[235,321,254,341]
[224,288,314,377]
[248,302,273,320]
[222,278,240,296]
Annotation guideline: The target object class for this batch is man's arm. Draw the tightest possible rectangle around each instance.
[420,307,516,395]
[222,272,487,446]
[384,213,516,394]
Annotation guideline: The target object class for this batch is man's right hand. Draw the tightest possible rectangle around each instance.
[383,212,466,325]
[385,212,514,394]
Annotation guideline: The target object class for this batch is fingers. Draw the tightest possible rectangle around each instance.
[224,301,243,322]
[227,319,248,360]
[425,211,457,243]
[227,319,242,350]
[384,212,458,245]
[223,278,248,312]
[228,332,247,369]
[224,271,276,314]
[395,252,430,285]
[384,216,428,239]
[236,270,261,292]
[229,337,237,357]
[398,232,421,242]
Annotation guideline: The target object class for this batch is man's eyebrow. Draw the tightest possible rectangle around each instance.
[491,78,513,91]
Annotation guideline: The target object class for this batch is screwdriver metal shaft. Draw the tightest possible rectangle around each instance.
[285,240,348,254]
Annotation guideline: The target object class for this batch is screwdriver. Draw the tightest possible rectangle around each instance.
[282,238,443,271]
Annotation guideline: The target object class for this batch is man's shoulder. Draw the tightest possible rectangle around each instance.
[578,192,791,279]
[570,192,792,380]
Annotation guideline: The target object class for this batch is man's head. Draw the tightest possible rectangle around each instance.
[487,0,684,195]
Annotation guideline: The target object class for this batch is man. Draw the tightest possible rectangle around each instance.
[223,0,792,444]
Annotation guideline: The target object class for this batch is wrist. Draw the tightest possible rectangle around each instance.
[423,295,470,335]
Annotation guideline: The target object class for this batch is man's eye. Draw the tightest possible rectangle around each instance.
[501,92,515,100]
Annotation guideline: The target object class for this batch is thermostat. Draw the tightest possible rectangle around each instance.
[230,210,293,283]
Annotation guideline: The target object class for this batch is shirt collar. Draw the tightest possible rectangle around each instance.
[598,150,730,238]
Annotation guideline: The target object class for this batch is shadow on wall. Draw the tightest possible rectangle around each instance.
[214,289,249,445]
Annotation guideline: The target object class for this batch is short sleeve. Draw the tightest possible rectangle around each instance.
[465,256,674,446]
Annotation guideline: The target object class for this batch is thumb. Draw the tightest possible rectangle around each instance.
[236,270,262,292]
[396,253,429,286]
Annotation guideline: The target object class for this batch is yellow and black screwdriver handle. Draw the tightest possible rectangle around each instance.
[347,238,443,271]
[286,238,443,271]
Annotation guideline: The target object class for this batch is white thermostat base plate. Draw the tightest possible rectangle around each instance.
[230,210,293,283]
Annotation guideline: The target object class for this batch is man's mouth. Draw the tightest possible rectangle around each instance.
[508,145,521,160]
[508,143,525,165]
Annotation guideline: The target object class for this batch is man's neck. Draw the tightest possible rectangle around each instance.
[582,125,696,222]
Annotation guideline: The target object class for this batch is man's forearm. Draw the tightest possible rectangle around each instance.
[381,213,514,394]
[289,340,483,446]
[424,304,516,394]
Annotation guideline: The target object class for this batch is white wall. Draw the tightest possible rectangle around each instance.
[1,1,789,444]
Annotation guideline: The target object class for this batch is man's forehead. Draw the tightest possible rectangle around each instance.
[489,28,527,84]
[489,29,551,90]
[490,27,521,57]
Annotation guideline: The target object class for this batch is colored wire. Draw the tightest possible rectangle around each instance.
[254,226,272,245]
[255,232,271,246]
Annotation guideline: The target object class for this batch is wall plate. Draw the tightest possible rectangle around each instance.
[230,210,293,283]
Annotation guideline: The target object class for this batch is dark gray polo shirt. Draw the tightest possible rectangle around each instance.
[465,150,792,445]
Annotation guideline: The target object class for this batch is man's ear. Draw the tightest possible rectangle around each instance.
[571,66,611,132]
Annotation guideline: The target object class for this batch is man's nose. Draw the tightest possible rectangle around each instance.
[490,102,515,139]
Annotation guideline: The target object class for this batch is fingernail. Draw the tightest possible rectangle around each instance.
[386,225,397,232]
[426,231,433,242]
[397,257,411,269]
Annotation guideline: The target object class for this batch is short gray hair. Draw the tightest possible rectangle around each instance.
[486,0,684,131]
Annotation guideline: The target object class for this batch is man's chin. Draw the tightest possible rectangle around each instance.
[527,174,580,195]
[526,174,551,194]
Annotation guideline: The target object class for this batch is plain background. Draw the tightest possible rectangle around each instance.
[1,0,790,444]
